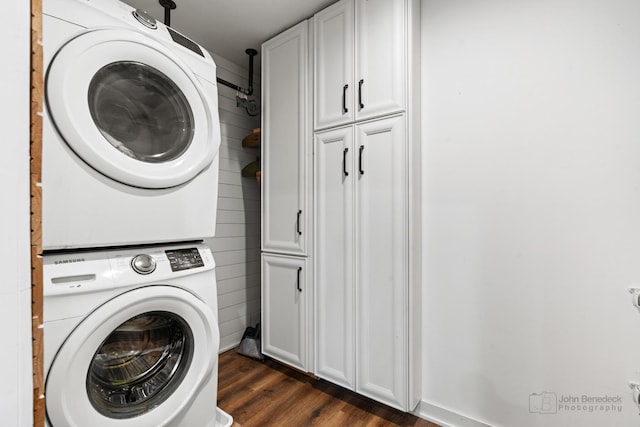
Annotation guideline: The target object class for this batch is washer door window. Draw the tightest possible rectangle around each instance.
[87,311,193,419]
[46,29,220,189]
[46,286,219,427]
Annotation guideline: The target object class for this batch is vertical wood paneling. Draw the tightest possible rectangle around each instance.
[31,0,45,425]
[205,53,262,352]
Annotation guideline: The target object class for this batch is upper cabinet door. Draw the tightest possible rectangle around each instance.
[262,21,309,256]
[355,0,406,121]
[315,0,406,131]
[314,0,355,130]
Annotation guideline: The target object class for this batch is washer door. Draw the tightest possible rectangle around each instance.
[46,286,219,427]
[46,28,219,189]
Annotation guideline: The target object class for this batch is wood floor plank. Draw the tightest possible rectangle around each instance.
[217,350,438,427]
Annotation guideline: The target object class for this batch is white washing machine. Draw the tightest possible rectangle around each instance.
[43,0,222,250]
[43,242,232,427]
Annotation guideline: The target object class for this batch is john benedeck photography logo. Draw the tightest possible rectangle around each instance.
[529,391,623,414]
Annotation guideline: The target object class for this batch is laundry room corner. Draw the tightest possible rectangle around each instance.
[203,52,262,353]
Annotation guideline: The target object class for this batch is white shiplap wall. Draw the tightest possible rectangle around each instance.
[205,53,262,352]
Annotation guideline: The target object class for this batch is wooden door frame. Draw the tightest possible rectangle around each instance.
[31,0,44,425]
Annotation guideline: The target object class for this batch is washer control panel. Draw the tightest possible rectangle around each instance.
[131,254,157,275]
[165,248,205,272]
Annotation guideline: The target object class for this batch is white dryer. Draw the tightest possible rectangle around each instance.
[43,0,222,250]
[43,243,232,427]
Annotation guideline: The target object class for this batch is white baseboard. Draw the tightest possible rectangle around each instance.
[218,341,241,354]
[415,400,492,427]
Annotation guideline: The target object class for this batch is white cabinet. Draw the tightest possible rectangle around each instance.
[315,115,409,409]
[262,21,310,256]
[315,126,355,390]
[355,0,406,122]
[261,0,421,412]
[261,254,307,371]
[354,117,407,409]
[313,0,420,412]
[261,20,312,372]
[313,0,354,129]
[314,0,406,130]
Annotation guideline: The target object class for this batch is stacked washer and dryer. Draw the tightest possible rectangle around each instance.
[42,0,232,426]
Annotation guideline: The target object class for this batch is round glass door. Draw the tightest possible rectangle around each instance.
[46,286,219,427]
[88,62,195,164]
[46,29,220,189]
[86,312,193,419]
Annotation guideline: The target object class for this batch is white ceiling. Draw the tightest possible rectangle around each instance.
[122,0,336,69]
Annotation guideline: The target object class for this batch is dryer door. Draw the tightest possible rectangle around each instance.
[46,28,220,189]
[46,286,219,427]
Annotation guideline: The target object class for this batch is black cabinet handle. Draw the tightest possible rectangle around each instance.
[297,267,302,292]
[296,210,302,235]
[343,148,349,176]
[342,84,349,114]
[358,79,364,109]
[359,145,365,175]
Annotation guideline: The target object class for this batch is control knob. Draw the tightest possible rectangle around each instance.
[131,254,156,275]
[132,9,157,29]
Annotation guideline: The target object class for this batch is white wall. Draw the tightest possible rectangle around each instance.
[0,1,34,426]
[420,1,640,426]
[205,54,262,352]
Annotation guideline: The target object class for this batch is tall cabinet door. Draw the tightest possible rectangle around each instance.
[262,21,309,256]
[355,115,407,410]
[314,0,354,130]
[262,254,307,371]
[314,126,355,389]
[355,0,406,121]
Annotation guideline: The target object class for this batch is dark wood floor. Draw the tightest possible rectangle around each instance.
[217,350,438,427]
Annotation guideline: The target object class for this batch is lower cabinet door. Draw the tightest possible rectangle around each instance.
[261,253,307,371]
[313,115,408,410]
[314,126,356,390]
[355,115,407,410]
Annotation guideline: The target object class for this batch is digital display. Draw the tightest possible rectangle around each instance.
[167,28,204,57]
[165,248,204,272]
